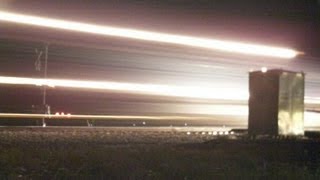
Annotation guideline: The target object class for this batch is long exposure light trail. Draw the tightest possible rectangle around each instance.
[1,75,320,105]
[0,11,298,58]
[0,76,249,101]
[0,113,217,121]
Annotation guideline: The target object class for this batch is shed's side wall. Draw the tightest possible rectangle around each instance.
[249,72,279,135]
[278,73,304,135]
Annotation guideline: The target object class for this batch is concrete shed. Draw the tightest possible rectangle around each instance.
[248,69,304,136]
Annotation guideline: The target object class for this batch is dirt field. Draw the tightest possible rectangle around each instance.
[0,127,319,179]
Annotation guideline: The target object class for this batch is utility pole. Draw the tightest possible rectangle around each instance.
[42,44,49,127]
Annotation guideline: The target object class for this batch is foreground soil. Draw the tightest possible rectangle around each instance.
[0,127,319,179]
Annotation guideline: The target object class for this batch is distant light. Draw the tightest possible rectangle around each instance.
[42,123,46,127]
[202,132,206,135]
[224,131,229,135]
[61,112,64,115]
[208,132,212,135]
[213,131,217,135]
[142,121,146,125]
[261,67,268,73]
[218,131,224,135]
[186,132,191,135]
[184,123,188,126]
[133,123,136,126]
[230,131,234,135]
[0,11,298,58]
[55,112,59,115]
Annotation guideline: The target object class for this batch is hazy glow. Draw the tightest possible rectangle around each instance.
[0,11,298,58]
[0,76,248,100]
[305,112,320,128]
[305,97,320,104]
[278,111,304,135]
[181,104,248,116]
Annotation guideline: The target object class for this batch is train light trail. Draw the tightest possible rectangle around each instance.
[0,76,249,100]
[0,11,298,58]
[0,113,232,121]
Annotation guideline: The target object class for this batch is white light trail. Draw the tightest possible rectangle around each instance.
[0,11,298,58]
[305,97,320,105]
[0,76,319,105]
[0,76,249,101]
[0,113,218,121]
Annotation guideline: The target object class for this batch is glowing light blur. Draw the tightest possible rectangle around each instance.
[261,67,268,73]
[0,76,249,100]
[0,113,217,120]
[305,97,320,105]
[1,76,319,105]
[0,11,298,58]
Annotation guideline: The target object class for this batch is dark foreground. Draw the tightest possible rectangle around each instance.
[0,127,319,179]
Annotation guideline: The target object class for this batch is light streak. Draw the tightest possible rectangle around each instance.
[0,76,249,100]
[1,76,319,105]
[0,11,298,58]
[0,113,225,121]
[305,97,320,105]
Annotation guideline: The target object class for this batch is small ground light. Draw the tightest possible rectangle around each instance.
[184,123,187,126]
[42,123,46,127]
[202,132,206,135]
[187,132,191,135]
[61,112,64,115]
[218,131,224,135]
[208,132,212,135]
[55,112,59,115]
[261,67,268,73]
[230,131,234,135]
[142,121,146,125]
[224,131,229,135]
[133,124,136,126]
[213,131,217,135]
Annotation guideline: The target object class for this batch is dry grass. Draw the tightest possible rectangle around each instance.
[0,127,319,179]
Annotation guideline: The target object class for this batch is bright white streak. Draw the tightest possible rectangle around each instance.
[0,11,297,58]
[0,113,222,121]
[0,76,248,101]
[0,76,319,105]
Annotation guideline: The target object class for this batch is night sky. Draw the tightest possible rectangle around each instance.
[0,0,319,126]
